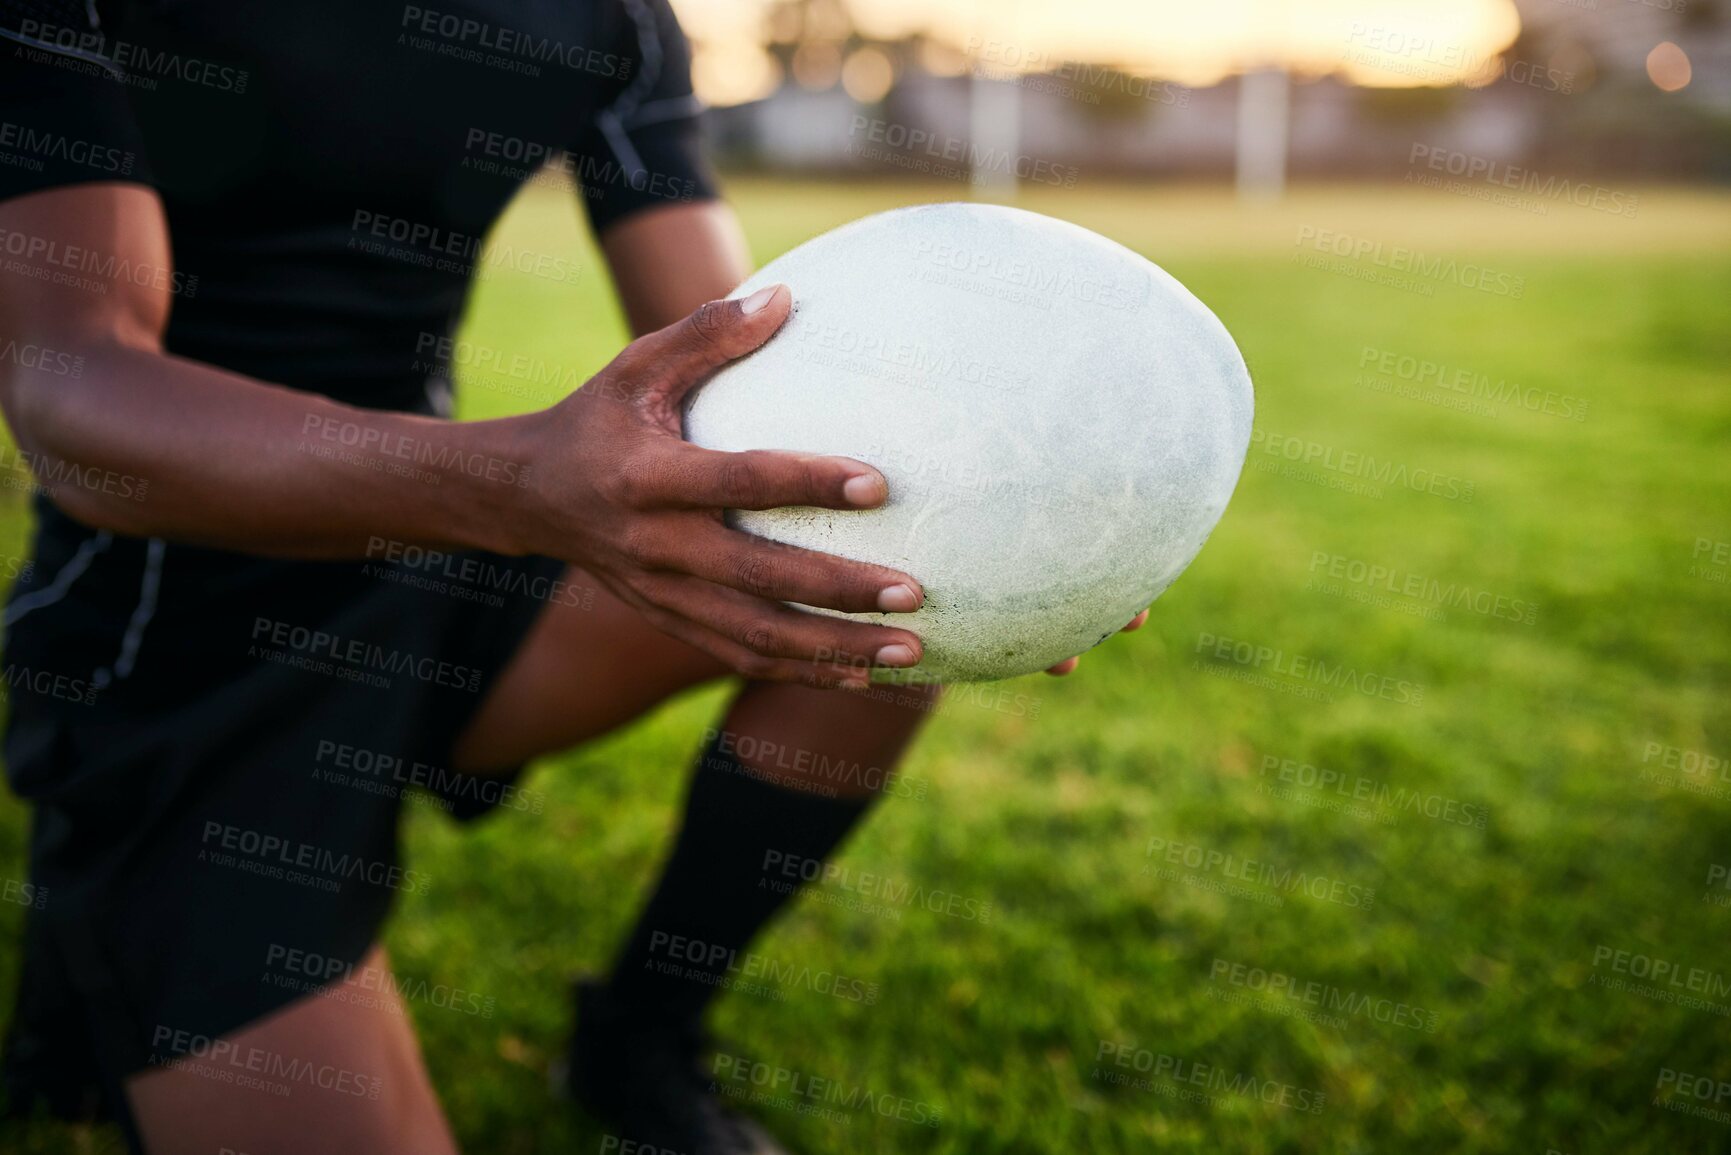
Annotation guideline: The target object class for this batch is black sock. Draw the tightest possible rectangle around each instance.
[600,735,877,1027]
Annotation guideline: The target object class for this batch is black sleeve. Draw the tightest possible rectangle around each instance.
[0,0,153,203]
[568,0,719,235]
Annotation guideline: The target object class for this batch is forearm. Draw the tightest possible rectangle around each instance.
[22,199,759,557]
[4,341,532,559]
[599,201,752,335]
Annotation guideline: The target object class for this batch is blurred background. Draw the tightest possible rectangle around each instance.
[680,0,1725,188]
[3,0,1728,1152]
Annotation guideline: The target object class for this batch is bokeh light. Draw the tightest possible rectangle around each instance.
[841,45,896,103]
[792,40,844,89]
[690,37,781,106]
[675,0,1522,105]
[1646,41,1691,92]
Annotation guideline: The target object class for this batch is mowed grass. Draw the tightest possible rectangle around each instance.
[2,178,1729,1154]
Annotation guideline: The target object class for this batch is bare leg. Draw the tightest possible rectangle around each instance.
[713,678,937,799]
[444,568,936,1150]
[126,947,458,1155]
[124,568,932,1154]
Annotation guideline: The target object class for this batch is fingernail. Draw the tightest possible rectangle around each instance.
[739,284,781,315]
[844,473,884,507]
[875,643,918,668]
[877,584,920,613]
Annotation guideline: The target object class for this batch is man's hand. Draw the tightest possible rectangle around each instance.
[0,187,919,691]
[507,284,925,691]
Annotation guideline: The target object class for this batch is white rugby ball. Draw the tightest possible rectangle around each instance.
[684,203,1252,682]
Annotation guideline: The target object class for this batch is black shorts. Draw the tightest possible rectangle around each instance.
[0,499,568,1129]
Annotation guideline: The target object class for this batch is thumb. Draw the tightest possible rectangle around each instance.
[639,283,792,406]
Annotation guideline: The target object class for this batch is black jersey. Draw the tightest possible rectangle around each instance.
[0,0,718,412]
[0,6,720,1136]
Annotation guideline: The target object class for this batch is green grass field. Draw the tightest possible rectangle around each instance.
[3,177,1729,1153]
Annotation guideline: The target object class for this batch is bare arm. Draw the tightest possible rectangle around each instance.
[0,184,529,557]
[0,182,926,687]
[599,200,752,335]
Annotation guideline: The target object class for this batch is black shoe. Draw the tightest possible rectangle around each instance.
[563,980,794,1155]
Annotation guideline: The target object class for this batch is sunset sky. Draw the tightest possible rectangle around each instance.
[672,0,1524,105]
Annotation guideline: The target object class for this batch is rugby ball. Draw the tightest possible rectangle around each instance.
[684,203,1252,682]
